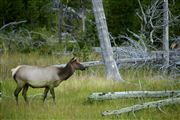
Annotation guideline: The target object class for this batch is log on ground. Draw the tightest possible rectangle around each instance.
[88,90,180,101]
[53,61,103,68]
[102,97,180,116]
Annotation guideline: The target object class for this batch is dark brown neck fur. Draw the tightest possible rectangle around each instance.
[57,63,75,80]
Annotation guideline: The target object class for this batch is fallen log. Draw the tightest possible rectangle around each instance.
[53,58,160,68]
[52,49,180,68]
[53,58,155,68]
[88,90,180,101]
[102,97,180,116]
[93,47,180,56]
[176,61,180,65]
[116,57,159,64]
[53,60,103,68]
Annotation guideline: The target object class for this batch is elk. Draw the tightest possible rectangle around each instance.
[11,57,86,104]
[171,38,180,49]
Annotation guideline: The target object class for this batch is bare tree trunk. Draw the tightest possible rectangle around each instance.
[58,5,63,43]
[52,0,63,43]
[92,0,123,81]
[163,0,169,68]
[82,13,85,32]
[80,0,86,32]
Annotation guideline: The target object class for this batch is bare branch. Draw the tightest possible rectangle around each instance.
[150,29,155,43]
[138,0,147,24]
[136,12,143,21]
[127,29,147,51]
[119,35,144,51]
[0,20,27,31]
[158,106,167,114]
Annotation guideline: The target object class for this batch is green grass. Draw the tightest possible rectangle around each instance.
[0,52,180,120]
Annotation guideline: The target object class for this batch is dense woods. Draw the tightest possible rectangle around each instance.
[0,0,179,54]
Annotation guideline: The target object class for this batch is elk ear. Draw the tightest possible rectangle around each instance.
[70,57,77,63]
[171,43,176,49]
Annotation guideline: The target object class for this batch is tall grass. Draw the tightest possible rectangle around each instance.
[0,52,180,120]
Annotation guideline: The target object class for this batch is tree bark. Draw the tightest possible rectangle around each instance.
[58,4,63,43]
[102,97,180,116]
[91,0,123,81]
[88,91,180,101]
[163,0,169,68]
[80,0,86,32]
[53,60,103,68]
[52,0,63,43]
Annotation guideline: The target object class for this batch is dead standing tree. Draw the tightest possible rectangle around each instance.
[87,0,180,117]
[162,0,169,68]
[126,0,179,70]
[80,0,86,32]
[91,0,123,81]
[52,0,63,43]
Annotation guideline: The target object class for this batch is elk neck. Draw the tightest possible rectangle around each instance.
[57,63,75,80]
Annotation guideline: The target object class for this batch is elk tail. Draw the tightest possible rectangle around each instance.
[11,66,22,81]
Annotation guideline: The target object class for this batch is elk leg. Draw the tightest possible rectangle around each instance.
[14,86,23,105]
[22,84,29,104]
[43,87,49,102]
[50,88,55,103]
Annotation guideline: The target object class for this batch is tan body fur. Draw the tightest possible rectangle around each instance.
[12,57,85,104]
[12,65,63,88]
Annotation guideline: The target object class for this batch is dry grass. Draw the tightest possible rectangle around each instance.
[0,52,180,120]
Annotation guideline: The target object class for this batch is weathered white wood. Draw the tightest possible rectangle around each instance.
[176,61,180,65]
[138,0,147,24]
[52,49,179,68]
[0,20,27,31]
[88,91,180,101]
[53,51,179,68]
[163,0,169,67]
[53,61,103,68]
[92,0,123,81]
[80,0,86,32]
[0,92,2,101]
[53,58,157,68]
[116,57,158,64]
[52,0,63,42]
[102,97,180,116]
[93,47,180,57]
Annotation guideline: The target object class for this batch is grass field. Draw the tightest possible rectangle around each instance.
[0,52,180,120]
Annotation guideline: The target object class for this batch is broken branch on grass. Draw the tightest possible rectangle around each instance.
[88,90,180,101]
[102,97,180,116]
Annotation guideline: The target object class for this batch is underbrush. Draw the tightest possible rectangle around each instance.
[0,52,180,120]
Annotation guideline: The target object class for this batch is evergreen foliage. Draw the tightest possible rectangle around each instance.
[0,0,179,53]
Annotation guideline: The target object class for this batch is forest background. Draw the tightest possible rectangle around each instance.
[0,0,179,56]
